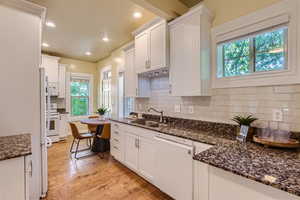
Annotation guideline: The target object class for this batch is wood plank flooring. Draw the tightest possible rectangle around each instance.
[43,137,173,200]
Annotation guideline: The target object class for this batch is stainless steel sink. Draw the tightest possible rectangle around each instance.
[130,119,160,128]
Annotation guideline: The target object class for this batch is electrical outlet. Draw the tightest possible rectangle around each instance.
[188,106,194,114]
[174,105,181,113]
[272,109,283,122]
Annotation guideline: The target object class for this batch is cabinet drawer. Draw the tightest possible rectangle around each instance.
[111,129,121,140]
[111,146,122,161]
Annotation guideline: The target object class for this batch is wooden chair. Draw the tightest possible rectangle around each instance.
[69,122,94,159]
[87,116,98,134]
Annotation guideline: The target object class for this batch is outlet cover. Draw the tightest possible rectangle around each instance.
[272,109,283,122]
[174,105,181,113]
[188,106,194,114]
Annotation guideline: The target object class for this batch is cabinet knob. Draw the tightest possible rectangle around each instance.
[188,150,192,155]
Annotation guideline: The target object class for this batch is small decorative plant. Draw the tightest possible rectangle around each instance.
[97,107,109,116]
[232,115,258,127]
[232,115,258,142]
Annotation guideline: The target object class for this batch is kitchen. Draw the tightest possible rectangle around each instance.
[1,0,300,200]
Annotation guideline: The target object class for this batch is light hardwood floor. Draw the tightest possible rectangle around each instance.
[44,137,173,200]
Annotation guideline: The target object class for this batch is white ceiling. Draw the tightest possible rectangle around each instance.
[27,0,156,62]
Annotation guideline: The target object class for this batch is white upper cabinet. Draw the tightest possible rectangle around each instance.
[58,64,67,98]
[124,43,137,97]
[124,43,151,98]
[169,5,213,96]
[42,55,60,83]
[133,18,168,74]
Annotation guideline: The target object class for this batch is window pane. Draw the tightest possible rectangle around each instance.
[71,81,89,97]
[222,39,250,77]
[71,97,89,116]
[254,27,287,72]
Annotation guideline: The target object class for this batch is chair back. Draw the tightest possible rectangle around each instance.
[69,122,82,139]
[99,124,111,139]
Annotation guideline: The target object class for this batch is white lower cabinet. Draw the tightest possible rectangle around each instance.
[138,136,156,183]
[124,132,139,172]
[194,162,300,200]
[0,156,32,200]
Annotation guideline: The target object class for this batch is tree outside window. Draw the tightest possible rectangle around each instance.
[71,79,90,116]
[217,26,288,77]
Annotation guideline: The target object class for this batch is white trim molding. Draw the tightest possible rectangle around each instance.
[211,0,300,88]
[0,0,46,21]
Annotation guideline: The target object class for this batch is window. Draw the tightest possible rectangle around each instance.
[217,26,288,78]
[217,27,288,77]
[101,70,112,113]
[70,73,93,117]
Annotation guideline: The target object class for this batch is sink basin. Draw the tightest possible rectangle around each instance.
[130,119,160,128]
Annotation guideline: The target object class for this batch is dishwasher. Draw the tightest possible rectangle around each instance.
[154,133,194,200]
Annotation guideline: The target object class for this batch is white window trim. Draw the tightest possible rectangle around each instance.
[99,65,112,113]
[69,72,94,120]
[212,0,300,88]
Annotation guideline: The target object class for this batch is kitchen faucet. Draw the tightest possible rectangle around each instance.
[148,107,164,123]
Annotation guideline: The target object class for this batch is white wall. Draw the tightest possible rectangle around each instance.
[0,4,42,199]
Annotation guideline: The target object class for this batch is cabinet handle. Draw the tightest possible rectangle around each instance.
[113,146,119,150]
[114,124,119,128]
[188,150,192,155]
[137,139,140,149]
[169,84,172,94]
[114,138,119,142]
[114,131,119,135]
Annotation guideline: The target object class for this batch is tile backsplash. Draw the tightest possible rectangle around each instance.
[135,76,300,132]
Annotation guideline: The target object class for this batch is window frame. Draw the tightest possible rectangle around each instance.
[217,25,289,78]
[100,66,112,116]
[211,0,299,89]
[69,73,94,118]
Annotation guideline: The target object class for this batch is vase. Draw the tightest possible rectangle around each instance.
[98,115,105,121]
[236,126,254,141]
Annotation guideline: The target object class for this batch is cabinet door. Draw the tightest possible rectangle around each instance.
[138,136,156,183]
[135,32,148,74]
[42,55,59,83]
[59,114,69,139]
[124,132,139,171]
[170,12,201,96]
[58,64,66,98]
[124,48,137,97]
[0,157,25,200]
[155,137,193,200]
[149,22,166,71]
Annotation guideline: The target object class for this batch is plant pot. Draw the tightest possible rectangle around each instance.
[236,126,254,141]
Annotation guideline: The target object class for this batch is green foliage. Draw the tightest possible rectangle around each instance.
[71,97,88,116]
[71,81,89,116]
[220,27,287,77]
[232,115,258,126]
[97,107,109,116]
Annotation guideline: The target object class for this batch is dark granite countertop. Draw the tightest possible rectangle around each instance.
[110,118,235,145]
[0,134,31,161]
[194,142,300,197]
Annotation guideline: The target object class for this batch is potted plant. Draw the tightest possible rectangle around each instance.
[97,107,109,120]
[232,115,258,141]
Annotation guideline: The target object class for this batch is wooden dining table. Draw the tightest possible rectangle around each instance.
[80,119,111,153]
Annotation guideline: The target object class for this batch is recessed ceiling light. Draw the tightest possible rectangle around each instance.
[85,52,91,56]
[133,12,142,19]
[115,57,122,63]
[42,43,49,47]
[46,21,56,28]
[102,37,109,42]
